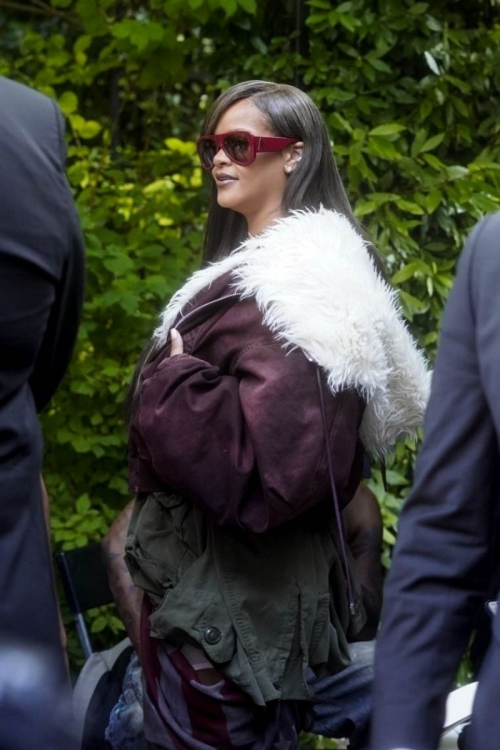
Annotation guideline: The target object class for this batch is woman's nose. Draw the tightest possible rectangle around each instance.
[213,147,230,167]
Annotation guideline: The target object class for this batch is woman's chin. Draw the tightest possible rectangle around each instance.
[216,194,240,210]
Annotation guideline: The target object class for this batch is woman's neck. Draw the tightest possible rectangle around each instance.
[246,206,284,237]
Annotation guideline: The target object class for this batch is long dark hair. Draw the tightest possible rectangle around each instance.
[200,80,384,274]
[127,80,384,426]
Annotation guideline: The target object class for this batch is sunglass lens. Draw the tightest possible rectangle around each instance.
[224,133,251,164]
[198,138,217,169]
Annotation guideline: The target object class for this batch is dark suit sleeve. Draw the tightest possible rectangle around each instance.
[371,214,500,750]
[28,100,85,412]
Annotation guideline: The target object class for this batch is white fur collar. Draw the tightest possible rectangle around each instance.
[155,208,430,457]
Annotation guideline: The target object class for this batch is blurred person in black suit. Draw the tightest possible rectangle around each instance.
[371,213,500,750]
[0,644,77,749]
[0,76,85,680]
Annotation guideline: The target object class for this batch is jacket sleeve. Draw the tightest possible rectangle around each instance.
[136,342,362,533]
[371,214,500,750]
[29,100,85,412]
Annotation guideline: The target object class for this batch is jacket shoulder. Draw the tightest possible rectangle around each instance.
[0,76,64,166]
[0,76,57,126]
[459,213,500,309]
[0,76,51,108]
[460,212,499,272]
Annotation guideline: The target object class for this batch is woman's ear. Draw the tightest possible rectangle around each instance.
[284,141,304,174]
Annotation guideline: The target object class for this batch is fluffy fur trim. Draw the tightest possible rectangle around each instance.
[155,208,430,457]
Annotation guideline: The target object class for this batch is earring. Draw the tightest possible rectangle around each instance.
[285,165,293,174]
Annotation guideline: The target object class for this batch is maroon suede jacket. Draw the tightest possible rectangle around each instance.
[129,270,365,534]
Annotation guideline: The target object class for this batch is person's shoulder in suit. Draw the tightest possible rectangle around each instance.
[439,212,500,340]
[0,76,85,411]
[461,212,500,282]
[0,75,66,169]
[455,212,500,326]
[0,74,52,105]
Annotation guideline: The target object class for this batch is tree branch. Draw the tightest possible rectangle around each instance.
[0,0,79,24]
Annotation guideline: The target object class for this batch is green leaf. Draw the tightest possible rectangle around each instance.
[75,0,107,34]
[338,14,358,32]
[383,527,397,545]
[424,51,441,76]
[423,153,446,171]
[59,91,78,116]
[369,123,406,136]
[76,494,91,514]
[91,616,108,633]
[354,200,378,217]
[102,255,134,275]
[385,469,410,486]
[368,138,401,160]
[329,111,353,134]
[446,165,469,181]
[419,98,434,121]
[426,15,442,32]
[367,57,391,73]
[336,1,353,11]
[109,476,129,494]
[70,115,102,139]
[411,129,428,158]
[420,132,445,153]
[112,20,164,50]
[306,13,329,26]
[409,2,429,13]
[426,188,443,212]
[396,199,425,215]
[165,138,196,155]
[220,0,238,16]
[71,435,91,453]
[470,194,500,212]
[399,290,429,314]
[391,262,427,285]
[74,36,92,56]
[238,0,257,12]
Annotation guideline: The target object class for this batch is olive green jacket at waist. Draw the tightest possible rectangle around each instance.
[126,491,365,706]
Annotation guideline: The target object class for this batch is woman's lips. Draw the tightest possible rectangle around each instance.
[214,173,238,187]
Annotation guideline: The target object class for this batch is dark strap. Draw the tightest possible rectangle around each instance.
[380,460,388,492]
[175,293,240,337]
[316,367,356,616]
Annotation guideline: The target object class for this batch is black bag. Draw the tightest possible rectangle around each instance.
[73,638,134,750]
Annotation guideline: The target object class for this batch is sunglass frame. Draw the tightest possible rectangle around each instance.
[196,131,299,170]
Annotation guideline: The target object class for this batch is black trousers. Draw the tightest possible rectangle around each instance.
[468,616,500,750]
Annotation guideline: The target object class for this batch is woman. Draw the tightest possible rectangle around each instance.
[126,80,429,750]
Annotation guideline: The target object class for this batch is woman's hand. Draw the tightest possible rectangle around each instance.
[157,328,184,371]
[170,328,184,356]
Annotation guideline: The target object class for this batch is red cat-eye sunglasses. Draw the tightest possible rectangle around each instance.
[196,131,299,170]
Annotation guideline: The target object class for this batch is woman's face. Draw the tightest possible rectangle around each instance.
[210,99,302,235]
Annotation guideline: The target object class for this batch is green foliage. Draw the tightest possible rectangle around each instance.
[300,736,347,749]
[2,0,500,722]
